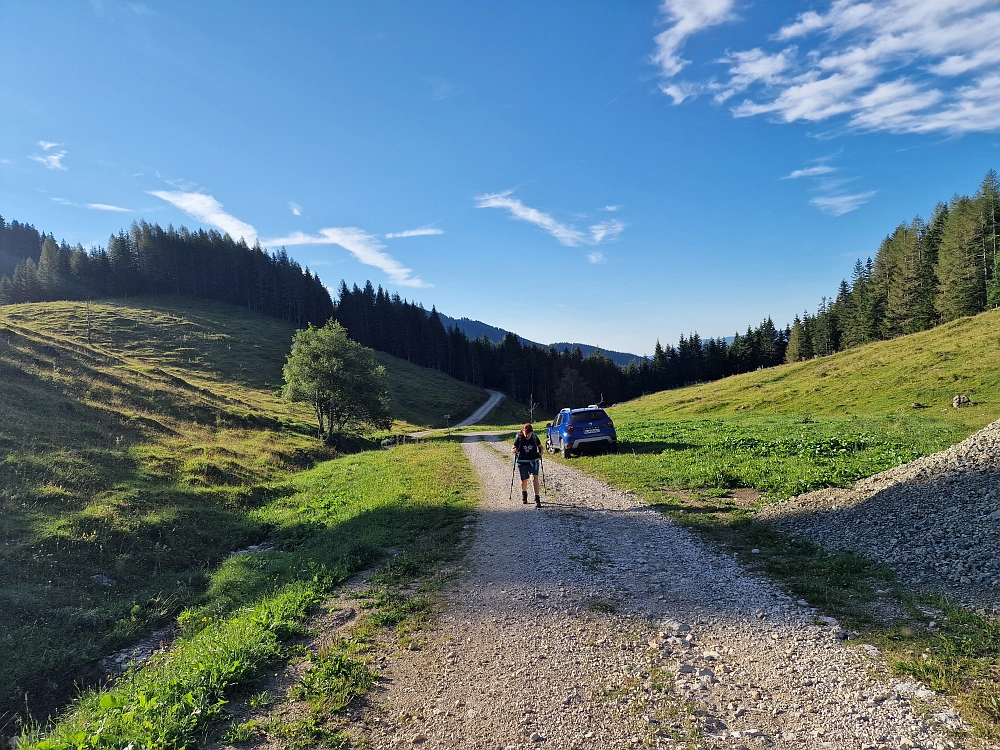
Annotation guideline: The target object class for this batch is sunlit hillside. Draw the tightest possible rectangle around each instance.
[0,296,487,723]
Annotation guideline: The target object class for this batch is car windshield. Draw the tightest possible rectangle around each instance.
[569,410,607,424]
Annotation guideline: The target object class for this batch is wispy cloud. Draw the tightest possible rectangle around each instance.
[589,220,625,244]
[588,252,607,264]
[38,141,61,151]
[475,190,625,248]
[148,190,258,242]
[783,165,837,179]
[384,227,445,239]
[784,157,872,215]
[810,191,878,216]
[655,0,1000,134]
[289,202,302,216]
[88,203,132,212]
[29,150,68,170]
[602,205,620,212]
[476,190,584,246]
[652,0,737,89]
[264,228,428,288]
[53,197,132,212]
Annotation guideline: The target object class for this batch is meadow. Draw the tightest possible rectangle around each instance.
[0,297,486,732]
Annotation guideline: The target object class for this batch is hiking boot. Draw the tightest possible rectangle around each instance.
[522,491,528,504]
[535,495,542,508]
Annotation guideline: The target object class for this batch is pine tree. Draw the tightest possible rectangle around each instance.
[936,196,984,320]
[884,220,926,336]
[36,236,64,301]
[785,316,812,363]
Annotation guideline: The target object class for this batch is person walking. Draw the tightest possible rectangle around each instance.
[511,423,543,508]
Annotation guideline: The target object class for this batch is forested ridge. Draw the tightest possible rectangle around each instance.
[1,169,997,413]
[0,219,333,326]
[785,170,1000,362]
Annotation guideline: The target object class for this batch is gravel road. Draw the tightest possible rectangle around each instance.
[359,436,965,750]
[758,418,1000,614]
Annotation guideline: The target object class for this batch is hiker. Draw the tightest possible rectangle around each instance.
[511,423,543,507]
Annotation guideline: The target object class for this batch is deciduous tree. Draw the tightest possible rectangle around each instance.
[282,320,391,445]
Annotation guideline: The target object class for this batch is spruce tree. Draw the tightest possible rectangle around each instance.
[935,196,984,320]
[784,316,812,363]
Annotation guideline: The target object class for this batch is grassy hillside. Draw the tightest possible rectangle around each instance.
[0,296,486,728]
[619,307,1000,430]
[547,308,1000,504]
[374,350,487,429]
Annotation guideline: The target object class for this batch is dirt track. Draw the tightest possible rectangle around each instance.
[358,436,965,750]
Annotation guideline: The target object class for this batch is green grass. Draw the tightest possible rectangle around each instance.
[575,414,968,501]
[0,296,488,731]
[622,307,1000,431]
[20,439,477,749]
[374,350,487,429]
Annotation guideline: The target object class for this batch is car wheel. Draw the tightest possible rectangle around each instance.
[545,438,554,454]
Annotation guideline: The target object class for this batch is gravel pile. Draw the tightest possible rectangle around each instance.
[758,419,1000,612]
[358,437,964,750]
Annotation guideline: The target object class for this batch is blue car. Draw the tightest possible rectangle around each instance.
[545,406,616,458]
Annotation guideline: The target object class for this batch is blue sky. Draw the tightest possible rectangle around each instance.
[2,1,999,355]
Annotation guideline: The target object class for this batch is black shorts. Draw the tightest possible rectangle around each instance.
[517,461,539,480]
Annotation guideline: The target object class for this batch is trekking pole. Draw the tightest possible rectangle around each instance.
[539,457,547,493]
[508,458,517,502]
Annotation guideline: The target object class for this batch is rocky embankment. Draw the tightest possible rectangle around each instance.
[758,419,1000,613]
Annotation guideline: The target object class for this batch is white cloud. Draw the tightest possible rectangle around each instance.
[588,252,607,264]
[29,151,68,170]
[713,48,796,103]
[476,190,624,248]
[87,203,131,212]
[38,141,61,150]
[652,0,737,79]
[384,227,445,239]
[148,190,258,243]
[784,157,873,215]
[52,197,131,212]
[476,190,584,246]
[289,202,302,216]
[602,205,620,212]
[264,228,428,288]
[589,220,625,244]
[784,165,837,179]
[810,190,877,216]
[655,0,1000,134]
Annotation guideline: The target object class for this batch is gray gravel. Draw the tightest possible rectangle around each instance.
[758,418,1000,614]
[358,436,966,750]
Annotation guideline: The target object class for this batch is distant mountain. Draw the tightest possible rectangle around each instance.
[548,343,643,367]
[435,313,541,347]
[434,312,643,367]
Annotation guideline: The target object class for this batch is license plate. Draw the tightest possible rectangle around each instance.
[584,428,600,434]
